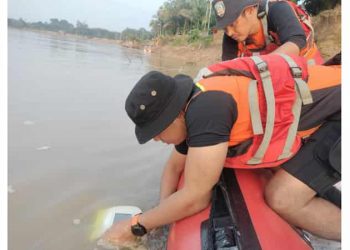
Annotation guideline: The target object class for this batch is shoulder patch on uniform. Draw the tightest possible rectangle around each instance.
[214,1,226,17]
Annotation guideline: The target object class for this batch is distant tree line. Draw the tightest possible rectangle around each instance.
[8,18,153,41]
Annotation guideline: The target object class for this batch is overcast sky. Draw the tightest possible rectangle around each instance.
[8,0,166,32]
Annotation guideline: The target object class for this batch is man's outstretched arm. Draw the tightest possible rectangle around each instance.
[159,148,186,201]
[102,142,228,244]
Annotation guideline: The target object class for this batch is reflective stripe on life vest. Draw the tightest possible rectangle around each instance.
[277,54,312,159]
[247,56,276,165]
[248,80,264,135]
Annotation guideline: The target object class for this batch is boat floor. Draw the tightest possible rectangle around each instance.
[307,232,341,250]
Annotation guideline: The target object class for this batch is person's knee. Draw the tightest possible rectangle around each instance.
[264,170,316,215]
[264,182,296,214]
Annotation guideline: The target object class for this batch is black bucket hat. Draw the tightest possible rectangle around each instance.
[125,71,193,144]
[212,0,259,29]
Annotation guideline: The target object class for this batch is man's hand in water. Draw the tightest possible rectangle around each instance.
[101,218,136,246]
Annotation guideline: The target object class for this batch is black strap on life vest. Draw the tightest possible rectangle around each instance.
[201,168,262,250]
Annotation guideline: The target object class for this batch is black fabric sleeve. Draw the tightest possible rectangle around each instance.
[222,33,238,61]
[185,91,237,147]
[175,91,237,155]
[299,85,341,130]
[267,1,306,49]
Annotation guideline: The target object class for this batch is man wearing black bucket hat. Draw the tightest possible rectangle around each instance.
[125,72,194,145]
[102,54,341,246]
[212,0,323,64]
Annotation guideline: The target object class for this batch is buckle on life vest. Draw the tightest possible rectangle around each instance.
[257,10,266,18]
[255,60,271,80]
[255,61,268,73]
[290,66,303,78]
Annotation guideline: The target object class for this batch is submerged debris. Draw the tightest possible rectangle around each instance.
[93,225,168,250]
[96,238,146,250]
[143,226,168,250]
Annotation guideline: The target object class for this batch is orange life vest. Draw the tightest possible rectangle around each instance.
[237,0,324,65]
[196,54,340,168]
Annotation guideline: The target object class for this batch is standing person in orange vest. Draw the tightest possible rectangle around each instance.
[101,54,340,246]
[212,0,323,64]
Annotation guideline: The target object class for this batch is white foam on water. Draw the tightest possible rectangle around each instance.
[8,185,15,194]
[36,146,51,151]
[23,120,35,125]
[72,219,81,225]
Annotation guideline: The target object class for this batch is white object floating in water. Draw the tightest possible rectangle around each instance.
[90,206,142,241]
[8,185,15,194]
[23,120,35,125]
[36,146,51,151]
[73,219,81,225]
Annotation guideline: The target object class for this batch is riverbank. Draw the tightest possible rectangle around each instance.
[312,5,341,59]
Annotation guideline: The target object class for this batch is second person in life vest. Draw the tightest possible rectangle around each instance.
[212,0,324,64]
